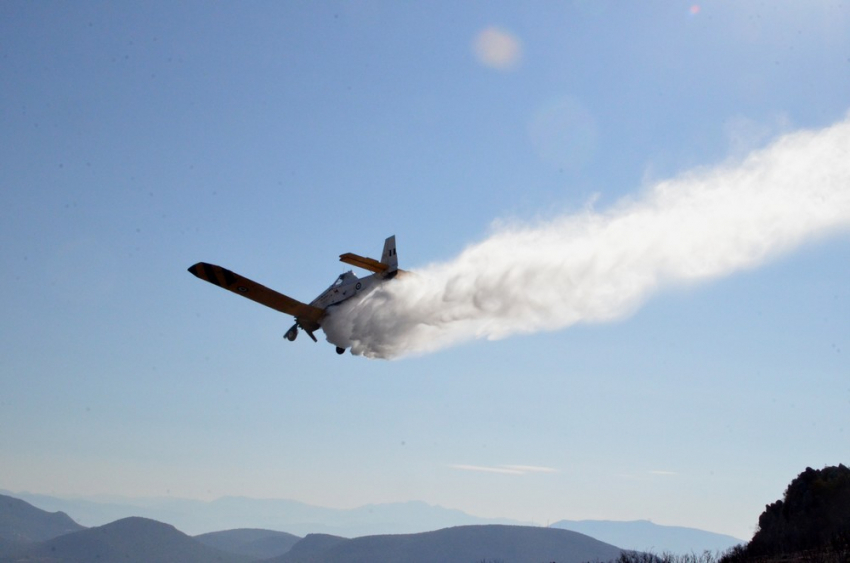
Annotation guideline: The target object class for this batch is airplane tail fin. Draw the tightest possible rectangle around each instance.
[339,235,400,276]
[381,235,398,273]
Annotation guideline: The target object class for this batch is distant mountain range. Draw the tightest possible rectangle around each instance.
[551,519,743,554]
[1,491,524,536]
[0,495,624,563]
[0,490,744,560]
[2,517,621,563]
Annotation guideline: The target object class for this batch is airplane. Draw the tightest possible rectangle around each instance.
[188,235,401,355]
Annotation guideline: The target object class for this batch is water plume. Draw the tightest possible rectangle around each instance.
[323,114,850,359]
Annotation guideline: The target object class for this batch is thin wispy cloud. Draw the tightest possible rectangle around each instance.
[449,464,558,475]
[501,465,559,474]
[324,112,850,358]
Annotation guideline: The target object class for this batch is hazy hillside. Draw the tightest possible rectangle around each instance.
[4,492,525,536]
[195,528,301,559]
[0,516,252,563]
[276,533,348,561]
[551,519,743,554]
[269,524,623,563]
[0,491,172,530]
[0,493,84,545]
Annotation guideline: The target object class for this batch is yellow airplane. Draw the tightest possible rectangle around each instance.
[188,236,401,355]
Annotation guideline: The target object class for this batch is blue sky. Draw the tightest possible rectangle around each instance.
[2,1,849,540]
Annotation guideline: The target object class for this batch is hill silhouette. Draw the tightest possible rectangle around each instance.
[0,516,252,563]
[195,528,301,559]
[725,464,850,560]
[269,524,623,563]
[0,493,84,555]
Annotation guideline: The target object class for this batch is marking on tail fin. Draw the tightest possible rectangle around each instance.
[381,235,398,272]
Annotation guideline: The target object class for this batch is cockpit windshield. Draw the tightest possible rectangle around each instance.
[333,275,345,286]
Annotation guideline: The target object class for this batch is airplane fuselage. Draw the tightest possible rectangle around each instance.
[309,271,382,310]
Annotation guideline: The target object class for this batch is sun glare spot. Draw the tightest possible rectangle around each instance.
[690,5,701,16]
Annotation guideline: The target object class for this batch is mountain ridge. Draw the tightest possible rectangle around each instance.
[1,491,526,536]
[551,518,744,554]
[0,492,85,554]
[268,524,623,563]
[0,516,252,563]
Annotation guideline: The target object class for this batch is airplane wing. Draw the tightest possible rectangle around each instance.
[339,253,388,273]
[188,262,325,326]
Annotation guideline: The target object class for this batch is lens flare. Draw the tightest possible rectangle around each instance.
[473,27,522,70]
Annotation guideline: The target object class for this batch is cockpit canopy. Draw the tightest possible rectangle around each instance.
[333,271,358,286]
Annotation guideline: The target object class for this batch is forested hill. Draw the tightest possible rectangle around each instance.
[744,464,850,558]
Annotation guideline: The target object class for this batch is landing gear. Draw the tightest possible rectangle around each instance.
[284,324,298,342]
[336,347,346,355]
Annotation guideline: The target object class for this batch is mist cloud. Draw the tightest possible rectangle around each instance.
[323,114,850,359]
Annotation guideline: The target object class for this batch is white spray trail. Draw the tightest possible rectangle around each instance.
[323,114,850,359]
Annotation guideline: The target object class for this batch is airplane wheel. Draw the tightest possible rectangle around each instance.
[336,347,345,355]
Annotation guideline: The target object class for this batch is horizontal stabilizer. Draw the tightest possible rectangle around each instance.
[188,262,324,328]
[339,253,388,273]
